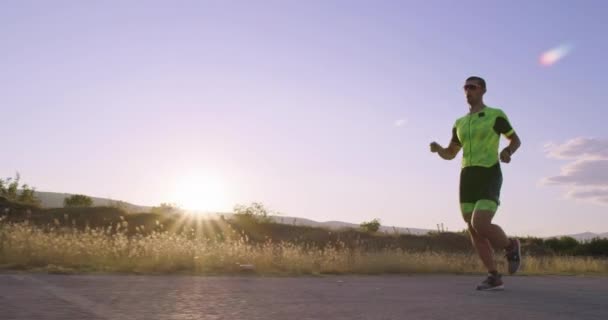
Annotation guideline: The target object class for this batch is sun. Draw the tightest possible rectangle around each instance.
[169,173,231,213]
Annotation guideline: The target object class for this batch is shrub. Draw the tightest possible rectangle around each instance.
[63,194,93,208]
[360,218,381,233]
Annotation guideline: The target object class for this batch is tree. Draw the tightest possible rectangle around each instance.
[17,184,39,205]
[360,218,381,233]
[545,236,579,254]
[0,173,40,206]
[64,194,93,208]
[233,202,273,223]
[3,173,20,200]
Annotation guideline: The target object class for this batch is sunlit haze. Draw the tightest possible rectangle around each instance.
[169,172,231,213]
[2,0,608,237]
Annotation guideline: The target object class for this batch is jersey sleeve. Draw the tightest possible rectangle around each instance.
[451,122,462,146]
[493,110,515,137]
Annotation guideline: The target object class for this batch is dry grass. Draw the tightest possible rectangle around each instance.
[1,221,606,276]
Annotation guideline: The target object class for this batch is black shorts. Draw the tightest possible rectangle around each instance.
[459,163,503,205]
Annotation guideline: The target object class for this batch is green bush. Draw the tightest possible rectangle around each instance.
[232,202,273,223]
[578,238,608,256]
[0,173,40,206]
[544,236,579,255]
[63,194,93,208]
[360,218,381,233]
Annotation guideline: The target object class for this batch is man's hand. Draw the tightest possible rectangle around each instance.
[500,148,512,163]
[431,141,460,160]
[430,142,442,153]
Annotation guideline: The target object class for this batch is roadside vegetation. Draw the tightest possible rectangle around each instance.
[1,175,606,276]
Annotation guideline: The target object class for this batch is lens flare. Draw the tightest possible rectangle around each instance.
[540,44,573,67]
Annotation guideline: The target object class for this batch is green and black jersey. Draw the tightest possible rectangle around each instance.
[450,106,515,215]
[451,106,514,168]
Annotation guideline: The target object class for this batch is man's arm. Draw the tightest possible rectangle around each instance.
[430,125,462,160]
[500,132,521,163]
[506,132,521,154]
[430,140,461,160]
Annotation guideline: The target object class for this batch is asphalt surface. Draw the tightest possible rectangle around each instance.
[1,273,606,320]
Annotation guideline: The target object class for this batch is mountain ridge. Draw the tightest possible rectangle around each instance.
[31,191,607,239]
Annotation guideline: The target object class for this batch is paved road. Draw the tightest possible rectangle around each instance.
[1,273,606,320]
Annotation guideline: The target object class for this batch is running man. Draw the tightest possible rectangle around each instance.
[429,76,522,291]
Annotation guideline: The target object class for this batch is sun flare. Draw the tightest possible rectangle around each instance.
[169,173,231,213]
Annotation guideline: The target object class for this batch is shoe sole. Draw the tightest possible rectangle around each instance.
[509,239,522,275]
[477,284,504,291]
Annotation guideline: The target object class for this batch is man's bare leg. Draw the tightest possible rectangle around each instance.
[471,210,510,249]
[464,208,509,290]
[470,209,522,276]
[468,222,497,272]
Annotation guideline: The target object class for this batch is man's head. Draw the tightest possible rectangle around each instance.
[464,76,486,105]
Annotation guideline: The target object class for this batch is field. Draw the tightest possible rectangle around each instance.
[1,205,607,276]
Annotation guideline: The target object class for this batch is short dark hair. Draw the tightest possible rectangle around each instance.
[466,76,486,90]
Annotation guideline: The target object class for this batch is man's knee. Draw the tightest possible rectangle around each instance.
[471,218,489,234]
[471,210,495,235]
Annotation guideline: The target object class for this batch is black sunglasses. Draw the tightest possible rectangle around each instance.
[463,84,481,90]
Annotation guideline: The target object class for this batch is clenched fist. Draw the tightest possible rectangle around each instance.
[430,142,441,153]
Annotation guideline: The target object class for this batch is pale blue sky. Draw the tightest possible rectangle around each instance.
[2,0,607,237]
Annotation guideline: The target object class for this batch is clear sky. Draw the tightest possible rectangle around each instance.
[2,0,607,237]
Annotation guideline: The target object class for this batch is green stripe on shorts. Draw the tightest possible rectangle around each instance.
[460,200,498,221]
[460,203,475,214]
[476,199,498,212]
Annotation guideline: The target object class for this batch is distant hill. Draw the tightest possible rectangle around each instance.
[557,232,608,242]
[33,191,433,235]
[30,191,606,239]
[223,214,432,235]
[34,191,152,213]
